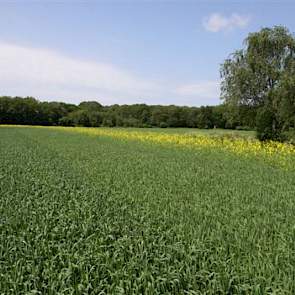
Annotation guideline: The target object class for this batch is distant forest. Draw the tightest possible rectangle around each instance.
[0,96,257,130]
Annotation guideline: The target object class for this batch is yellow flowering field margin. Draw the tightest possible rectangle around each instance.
[61,127,295,170]
[2,125,295,170]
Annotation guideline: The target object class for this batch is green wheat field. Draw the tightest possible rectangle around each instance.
[1,126,295,294]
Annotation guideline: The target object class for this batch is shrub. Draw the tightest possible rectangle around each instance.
[256,108,285,141]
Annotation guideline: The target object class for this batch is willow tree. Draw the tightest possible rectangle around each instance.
[220,26,295,140]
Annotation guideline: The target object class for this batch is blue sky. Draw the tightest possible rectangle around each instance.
[0,0,294,106]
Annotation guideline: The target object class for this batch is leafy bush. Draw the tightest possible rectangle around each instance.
[159,122,168,128]
[256,108,285,141]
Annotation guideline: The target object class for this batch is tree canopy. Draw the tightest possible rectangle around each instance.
[0,96,232,129]
[221,26,295,140]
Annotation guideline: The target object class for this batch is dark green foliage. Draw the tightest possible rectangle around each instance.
[256,108,286,141]
[275,75,295,130]
[159,122,168,128]
[256,108,278,141]
[221,26,295,141]
[0,96,79,126]
[196,106,214,128]
[78,101,103,111]
[0,96,230,130]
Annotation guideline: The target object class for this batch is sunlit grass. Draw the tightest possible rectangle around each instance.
[2,125,295,169]
[1,126,295,294]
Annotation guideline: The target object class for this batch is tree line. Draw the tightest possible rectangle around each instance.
[0,96,256,129]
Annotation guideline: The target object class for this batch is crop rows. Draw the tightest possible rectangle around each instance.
[1,126,295,294]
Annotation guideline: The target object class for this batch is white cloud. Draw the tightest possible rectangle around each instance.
[0,42,158,104]
[0,42,220,106]
[203,13,250,33]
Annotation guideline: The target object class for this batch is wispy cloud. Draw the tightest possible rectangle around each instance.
[203,13,250,33]
[0,42,220,106]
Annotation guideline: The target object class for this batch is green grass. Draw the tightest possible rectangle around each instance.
[110,127,256,138]
[0,126,295,294]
